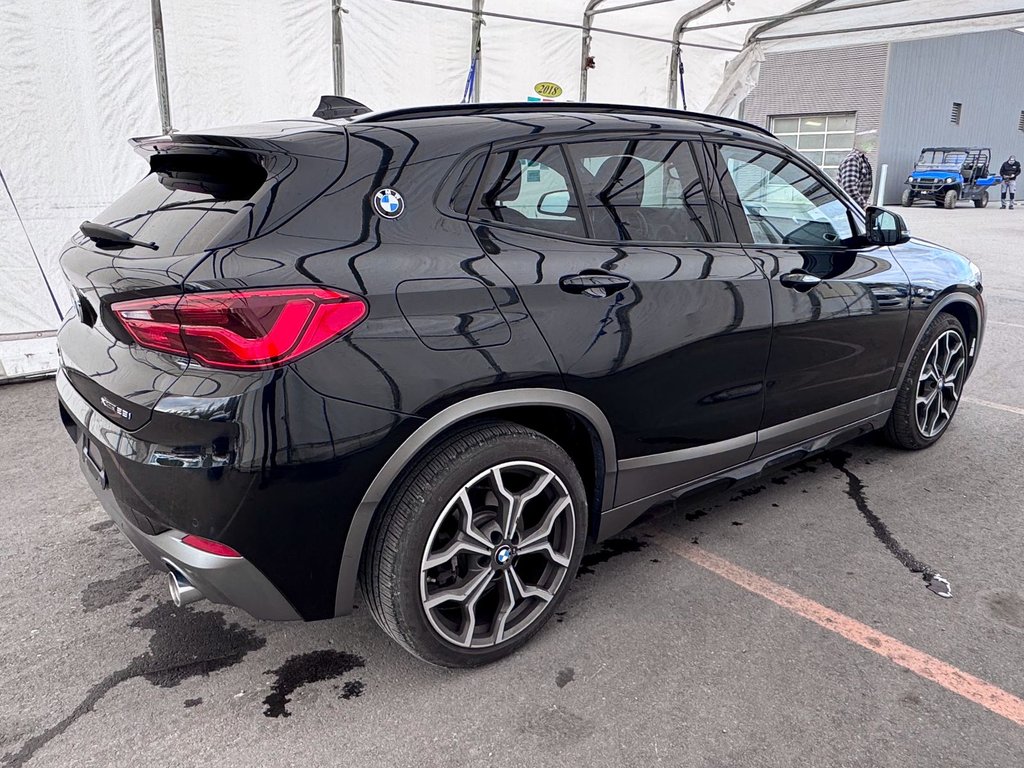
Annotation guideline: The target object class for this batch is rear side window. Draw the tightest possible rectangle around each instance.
[474,146,585,238]
[93,153,268,257]
[565,139,716,243]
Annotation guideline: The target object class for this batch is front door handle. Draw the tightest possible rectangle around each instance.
[559,272,633,298]
[780,271,822,292]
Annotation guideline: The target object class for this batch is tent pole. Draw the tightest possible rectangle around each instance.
[668,0,728,109]
[579,0,607,102]
[332,0,346,96]
[150,0,173,134]
[469,0,484,102]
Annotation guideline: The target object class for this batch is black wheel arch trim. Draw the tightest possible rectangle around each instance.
[333,388,617,616]
[894,290,984,391]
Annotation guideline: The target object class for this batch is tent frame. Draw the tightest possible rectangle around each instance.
[147,0,1024,124]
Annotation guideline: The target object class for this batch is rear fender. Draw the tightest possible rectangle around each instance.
[332,389,616,616]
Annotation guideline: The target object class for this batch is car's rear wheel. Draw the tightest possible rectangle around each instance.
[884,314,968,450]
[943,189,958,209]
[361,421,587,667]
[901,189,914,207]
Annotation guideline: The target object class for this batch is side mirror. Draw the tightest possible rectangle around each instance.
[537,189,570,216]
[865,206,911,246]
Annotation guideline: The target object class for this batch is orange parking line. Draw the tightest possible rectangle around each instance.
[653,530,1024,728]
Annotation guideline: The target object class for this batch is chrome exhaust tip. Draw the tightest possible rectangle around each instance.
[167,568,204,607]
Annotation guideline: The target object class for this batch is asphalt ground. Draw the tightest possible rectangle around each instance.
[1,204,1022,767]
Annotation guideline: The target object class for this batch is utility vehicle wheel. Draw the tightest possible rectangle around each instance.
[884,314,968,450]
[361,422,587,667]
[943,189,958,209]
[974,191,989,208]
[901,189,914,207]
[933,200,944,207]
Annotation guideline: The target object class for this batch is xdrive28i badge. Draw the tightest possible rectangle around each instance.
[372,188,405,219]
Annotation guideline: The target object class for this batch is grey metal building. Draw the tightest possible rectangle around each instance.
[741,30,1024,204]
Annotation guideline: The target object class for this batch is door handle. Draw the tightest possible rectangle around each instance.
[559,272,633,298]
[780,271,822,292]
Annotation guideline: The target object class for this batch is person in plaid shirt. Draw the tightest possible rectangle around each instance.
[837,139,874,209]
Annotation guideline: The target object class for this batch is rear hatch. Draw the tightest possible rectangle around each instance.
[58,122,347,429]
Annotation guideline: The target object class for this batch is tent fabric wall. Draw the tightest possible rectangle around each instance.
[0,0,160,379]
[162,0,333,130]
[3,0,1024,381]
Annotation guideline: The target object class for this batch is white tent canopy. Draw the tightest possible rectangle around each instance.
[3,0,1023,380]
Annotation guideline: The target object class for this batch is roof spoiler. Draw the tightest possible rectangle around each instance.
[313,96,372,120]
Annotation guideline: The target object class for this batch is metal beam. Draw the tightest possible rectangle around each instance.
[745,0,841,46]
[150,0,173,133]
[756,7,1024,43]
[685,0,911,37]
[668,0,728,109]
[591,0,678,14]
[382,0,740,52]
[331,0,346,96]
[469,0,484,102]
[579,0,609,102]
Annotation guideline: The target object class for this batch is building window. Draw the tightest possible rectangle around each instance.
[770,113,855,179]
[951,102,962,124]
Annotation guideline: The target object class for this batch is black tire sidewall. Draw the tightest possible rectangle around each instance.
[886,314,967,449]
[374,425,588,667]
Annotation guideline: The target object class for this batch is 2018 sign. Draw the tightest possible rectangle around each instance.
[534,82,563,98]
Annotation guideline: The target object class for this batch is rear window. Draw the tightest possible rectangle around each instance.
[93,153,268,257]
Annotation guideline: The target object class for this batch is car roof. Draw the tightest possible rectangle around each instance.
[348,102,775,142]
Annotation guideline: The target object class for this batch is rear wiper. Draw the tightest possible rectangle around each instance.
[79,221,158,251]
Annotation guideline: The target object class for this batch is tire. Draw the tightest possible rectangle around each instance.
[974,191,989,208]
[933,199,944,207]
[360,421,588,667]
[943,189,958,209]
[884,314,968,450]
[901,189,914,207]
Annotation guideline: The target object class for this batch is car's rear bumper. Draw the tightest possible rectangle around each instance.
[57,369,300,620]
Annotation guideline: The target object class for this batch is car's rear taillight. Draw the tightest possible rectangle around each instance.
[111,287,367,370]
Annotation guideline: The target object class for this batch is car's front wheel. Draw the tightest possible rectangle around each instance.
[361,421,587,667]
[884,313,969,449]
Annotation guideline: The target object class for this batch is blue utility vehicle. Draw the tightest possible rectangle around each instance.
[902,147,1001,209]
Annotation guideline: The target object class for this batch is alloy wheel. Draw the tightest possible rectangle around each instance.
[419,460,575,649]
[915,329,966,438]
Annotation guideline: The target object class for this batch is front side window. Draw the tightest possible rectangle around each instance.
[565,139,715,243]
[474,146,584,238]
[717,145,853,247]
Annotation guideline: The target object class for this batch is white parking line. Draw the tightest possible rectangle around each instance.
[963,396,1024,417]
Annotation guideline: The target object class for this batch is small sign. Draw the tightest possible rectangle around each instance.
[534,82,563,99]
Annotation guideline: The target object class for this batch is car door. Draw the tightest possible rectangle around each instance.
[706,141,910,455]
[469,136,772,506]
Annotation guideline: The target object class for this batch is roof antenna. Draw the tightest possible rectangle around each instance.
[313,96,372,120]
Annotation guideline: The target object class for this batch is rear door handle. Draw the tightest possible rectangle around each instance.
[559,272,633,298]
[779,271,822,292]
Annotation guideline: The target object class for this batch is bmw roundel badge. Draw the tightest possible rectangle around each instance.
[373,188,405,219]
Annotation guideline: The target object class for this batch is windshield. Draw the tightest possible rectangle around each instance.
[916,150,967,169]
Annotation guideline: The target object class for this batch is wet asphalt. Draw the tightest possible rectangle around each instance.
[1,205,1022,767]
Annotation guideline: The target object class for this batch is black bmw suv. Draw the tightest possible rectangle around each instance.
[57,101,984,667]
